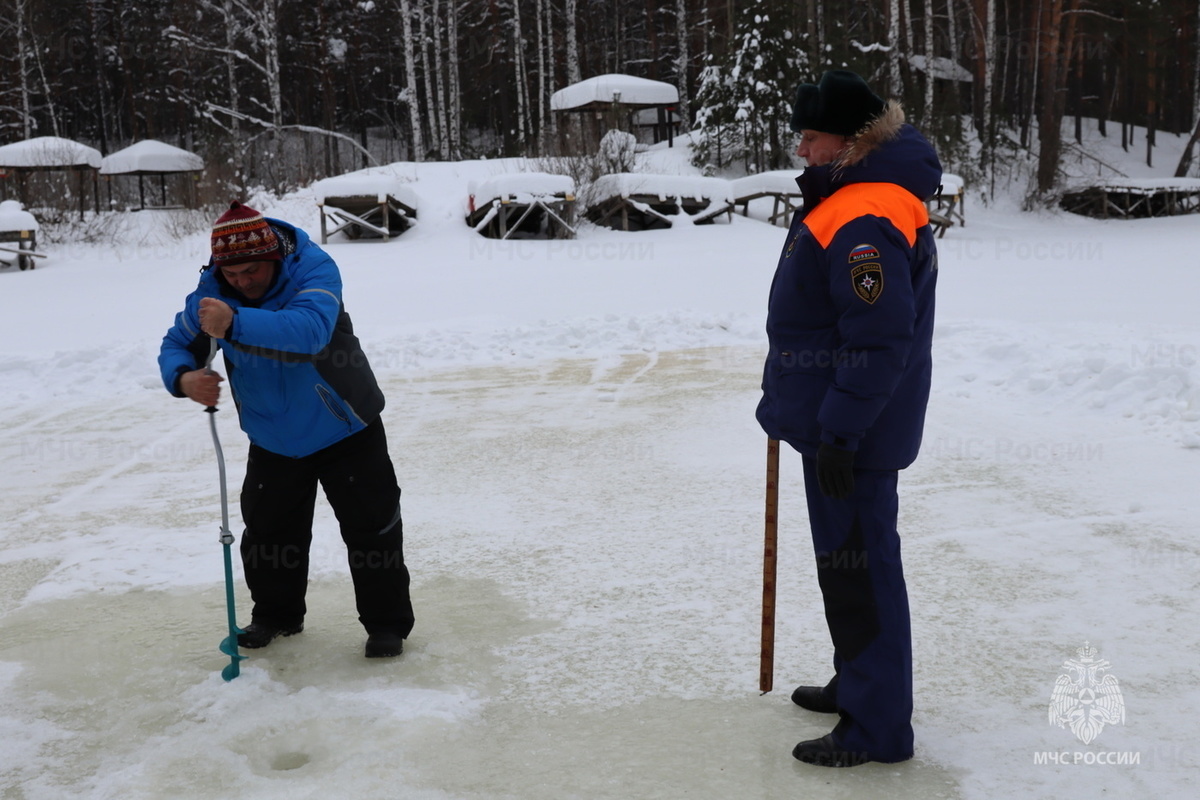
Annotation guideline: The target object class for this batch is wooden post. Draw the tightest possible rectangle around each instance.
[760,437,780,693]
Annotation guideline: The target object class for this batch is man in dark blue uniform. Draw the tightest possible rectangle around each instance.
[757,70,942,766]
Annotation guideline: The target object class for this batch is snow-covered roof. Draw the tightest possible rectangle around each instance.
[908,55,974,83]
[310,168,420,208]
[940,173,965,194]
[591,173,732,203]
[0,136,102,169]
[469,173,575,204]
[551,74,679,111]
[730,170,802,198]
[99,140,204,174]
[0,199,38,231]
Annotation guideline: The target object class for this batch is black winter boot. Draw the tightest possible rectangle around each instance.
[791,682,838,713]
[237,621,303,649]
[365,632,404,658]
[792,733,874,767]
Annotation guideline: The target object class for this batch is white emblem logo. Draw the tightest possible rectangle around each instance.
[1049,642,1125,745]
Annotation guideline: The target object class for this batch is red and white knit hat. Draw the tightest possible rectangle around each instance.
[211,202,281,267]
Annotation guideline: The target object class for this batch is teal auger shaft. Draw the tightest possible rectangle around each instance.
[205,337,245,681]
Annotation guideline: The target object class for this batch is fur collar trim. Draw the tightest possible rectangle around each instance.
[839,101,906,167]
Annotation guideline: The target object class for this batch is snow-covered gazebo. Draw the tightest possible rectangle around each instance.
[100,140,205,210]
[550,74,681,152]
[0,136,103,219]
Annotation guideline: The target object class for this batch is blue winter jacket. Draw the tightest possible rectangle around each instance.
[159,220,385,458]
[757,104,942,470]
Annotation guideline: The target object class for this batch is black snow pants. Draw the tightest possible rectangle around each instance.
[239,417,414,639]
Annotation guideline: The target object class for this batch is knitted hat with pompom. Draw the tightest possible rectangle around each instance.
[211,201,281,268]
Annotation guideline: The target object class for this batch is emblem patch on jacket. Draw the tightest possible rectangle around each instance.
[848,243,880,263]
[851,263,884,304]
[785,232,800,258]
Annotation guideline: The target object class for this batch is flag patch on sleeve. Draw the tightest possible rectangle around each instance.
[848,243,880,263]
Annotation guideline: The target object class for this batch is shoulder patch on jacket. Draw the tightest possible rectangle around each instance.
[851,263,884,304]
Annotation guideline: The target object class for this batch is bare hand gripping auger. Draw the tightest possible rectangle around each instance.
[205,337,246,681]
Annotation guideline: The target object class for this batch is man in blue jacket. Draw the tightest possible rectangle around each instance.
[160,202,413,658]
[757,70,941,766]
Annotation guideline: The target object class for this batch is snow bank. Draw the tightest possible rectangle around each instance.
[590,173,732,202]
[310,166,421,209]
[468,172,575,205]
[0,200,38,232]
[729,170,802,198]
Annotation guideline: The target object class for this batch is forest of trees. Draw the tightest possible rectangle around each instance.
[1,0,1198,205]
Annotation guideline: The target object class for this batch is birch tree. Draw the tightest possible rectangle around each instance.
[415,1,440,157]
[397,0,425,160]
[887,0,903,96]
[446,0,462,159]
[1172,0,1200,176]
[12,0,35,138]
[221,0,242,176]
[565,0,581,85]
[86,0,114,151]
[535,0,548,151]
[429,0,450,160]
[675,0,691,126]
[511,0,529,151]
[922,0,935,126]
[253,0,284,132]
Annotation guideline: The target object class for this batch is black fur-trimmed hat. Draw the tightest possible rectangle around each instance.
[789,70,886,136]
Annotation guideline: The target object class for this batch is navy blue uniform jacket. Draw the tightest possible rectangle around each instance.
[757,105,942,471]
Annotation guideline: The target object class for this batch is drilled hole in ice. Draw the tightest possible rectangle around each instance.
[271,751,311,771]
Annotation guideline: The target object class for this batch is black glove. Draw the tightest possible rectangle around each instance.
[816,442,856,500]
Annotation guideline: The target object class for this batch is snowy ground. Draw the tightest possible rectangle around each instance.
[1,127,1199,799]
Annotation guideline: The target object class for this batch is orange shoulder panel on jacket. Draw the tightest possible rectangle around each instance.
[804,182,929,249]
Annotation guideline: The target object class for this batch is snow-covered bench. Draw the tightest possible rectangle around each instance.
[585,174,733,231]
[311,170,419,243]
[1059,177,1200,219]
[0,200,45,271]
[466,172,576,239]
[730,170,803,227]
[926,173,965,236]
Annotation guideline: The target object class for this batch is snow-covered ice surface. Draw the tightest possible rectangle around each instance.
[2,128,1199,798]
